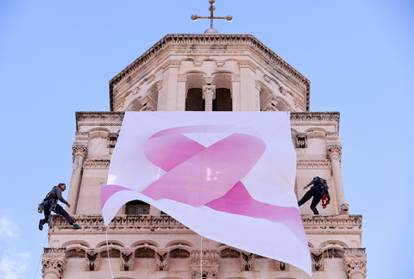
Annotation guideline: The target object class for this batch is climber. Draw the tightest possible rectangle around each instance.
[298,176,330,215]
[38,183,81,230]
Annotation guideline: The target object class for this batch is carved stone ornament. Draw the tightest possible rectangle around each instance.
[190,250,219,279]
[42,250,66,278]
[344,248,367,278]
[241,252,255,271]
[85,248,100,271]
[121,248,134,271]
[155,249,169,271]
[310,249,325,272]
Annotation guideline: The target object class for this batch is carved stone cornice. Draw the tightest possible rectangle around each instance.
[297,160,331,169]
[344,248,367,277]
[50,215,362,235]
[83,159,110,169]
[42,248,66,278]
[302,215,362,232]
[290,112,340,122]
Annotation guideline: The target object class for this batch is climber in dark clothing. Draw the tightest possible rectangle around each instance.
[38,183,81,230]
[298,176,330,215]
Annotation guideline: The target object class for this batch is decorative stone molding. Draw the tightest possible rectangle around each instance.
[190,250,219,279]
[344,248,367,278]
[290,112,340,122]
[83,159,110,169]
[307,130,326,139]
[155,249,169,271]
[85,248,100,271]
[302,215,362,232]
[42,248,66,278]
[121,248,134,271]
[297,160,331,169]
[76,112,339,130]
[50,215,362,233]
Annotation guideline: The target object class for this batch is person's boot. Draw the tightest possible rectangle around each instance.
[72,223,81,230]
[311,208,319,215]
[38,220,43,231]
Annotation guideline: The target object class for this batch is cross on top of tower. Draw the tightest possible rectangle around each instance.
[191,0,233,34]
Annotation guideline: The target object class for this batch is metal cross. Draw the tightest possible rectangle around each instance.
[191,0,232,33]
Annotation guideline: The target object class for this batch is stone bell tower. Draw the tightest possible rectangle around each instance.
[41,18,367,279]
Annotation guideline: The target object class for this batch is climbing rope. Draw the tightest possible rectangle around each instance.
[105,226,115,279]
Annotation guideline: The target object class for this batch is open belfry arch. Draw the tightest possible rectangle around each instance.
[42,3,366,279]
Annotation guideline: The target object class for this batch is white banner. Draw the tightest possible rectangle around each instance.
[101,111,311,275]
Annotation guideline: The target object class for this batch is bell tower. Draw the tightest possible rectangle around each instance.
[41,7,366,279]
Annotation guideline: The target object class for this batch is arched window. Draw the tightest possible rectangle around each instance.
[186,88,204,111]
[125,200,150,215]
[213,88,232,111]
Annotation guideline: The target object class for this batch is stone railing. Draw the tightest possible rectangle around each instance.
[51,214,361,233]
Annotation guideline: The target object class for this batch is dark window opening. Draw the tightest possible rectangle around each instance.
[125,200,150,215]
[170,248,190,258]
[213,88,232,111]
[135,248,155,258]
[186,88,204,111]
[296,134,307,148]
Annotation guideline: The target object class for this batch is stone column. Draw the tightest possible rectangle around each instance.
[344,248,367,279]
[328,144,349,214]
[176,74,187,110]
[42,249,66,279]
[67,145,87,214]
[231,74,241,111]
[202,84,216,111]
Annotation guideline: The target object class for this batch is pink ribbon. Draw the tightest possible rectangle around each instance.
[101,126,305,242]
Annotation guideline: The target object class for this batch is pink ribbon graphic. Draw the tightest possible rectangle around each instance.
[102,126,305,242]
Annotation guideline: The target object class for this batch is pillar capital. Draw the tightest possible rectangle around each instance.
[202,84,216,100]
[72,145,88,158]
[344,248,367,278]
[42,248,66,278]
[327,144,342,159]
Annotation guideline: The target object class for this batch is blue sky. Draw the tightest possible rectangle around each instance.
[0,0,413,278]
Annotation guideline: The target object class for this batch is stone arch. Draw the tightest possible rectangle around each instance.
[99,246,121,258]
[304,127,327,138]
[185,72,206,111]
[169,248,191,258]
[134,247,156,258]
[258,82,274,111]
[166,240,193,248]
[131,240,159,248]
[212,72,233,111]
[62,240,90,248]
[320,240,349,250]
[127,82,160,111]
[66,246,87,258]
[219,247,241,258]
[273,97,293,111]
[96,240,125,248]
